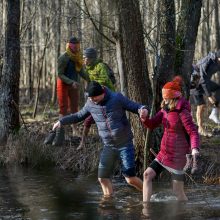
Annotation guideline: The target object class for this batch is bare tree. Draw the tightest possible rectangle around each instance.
[111,0,152,174]
[0,0,20,143]
[214,0,220,50]
[154,0,176,111]
[175,0,202,97]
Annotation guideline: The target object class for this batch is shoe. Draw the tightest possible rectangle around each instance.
[183,154,192,173]
[198,128,212,137]
[43,130,56,145]
[52,127,65,146]
[209,108,220,124]
[191,154,200,175]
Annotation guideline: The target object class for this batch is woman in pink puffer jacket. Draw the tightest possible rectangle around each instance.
[139,76,200,202]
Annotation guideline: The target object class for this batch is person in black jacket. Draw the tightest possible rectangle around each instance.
[190,50,220,137]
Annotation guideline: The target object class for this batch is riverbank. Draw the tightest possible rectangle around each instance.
[0,107,219,185]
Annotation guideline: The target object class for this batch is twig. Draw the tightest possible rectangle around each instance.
[150,148,157,157]
[11,100,28,131]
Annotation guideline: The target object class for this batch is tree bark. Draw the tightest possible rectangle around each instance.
[112,0,152,174]
[27,0,33,101]
[0,0,20,143]
[154,0,176,111]
[175,0,202,97]
[214,0,220,50]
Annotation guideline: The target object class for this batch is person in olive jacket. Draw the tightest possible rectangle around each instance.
[77,47,115,150]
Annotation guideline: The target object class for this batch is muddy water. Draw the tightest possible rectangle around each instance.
[0,167,219,219]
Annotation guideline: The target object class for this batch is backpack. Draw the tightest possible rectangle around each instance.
[196,52,216,75]
[190,52,217,89]
[104,63,116,85]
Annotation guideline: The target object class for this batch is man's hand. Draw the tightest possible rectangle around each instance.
[139,108,148,122]
[72,81,79,89]
[208,96,216,105]
[53,121,61,130]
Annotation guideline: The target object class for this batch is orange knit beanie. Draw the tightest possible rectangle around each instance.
[162,76,183,99]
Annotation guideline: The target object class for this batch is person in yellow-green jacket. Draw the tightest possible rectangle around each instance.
[77,47,115,150]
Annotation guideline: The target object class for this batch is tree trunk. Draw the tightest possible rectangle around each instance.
[52,0,61,105]
[27,1,33,101]
[32,34,49,118]
[112,0,152,175]
[214,0,220,50]
[214,0,220,84]
[175,0,202,97]
[0,0,20,143]
[205,1,211,53]
[155,0,176,111]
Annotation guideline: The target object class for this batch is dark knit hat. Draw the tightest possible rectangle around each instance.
[86,81,104,97]
[69,36,79,44]
[83,47,97,59]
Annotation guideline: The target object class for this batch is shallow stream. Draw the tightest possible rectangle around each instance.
[0,167,219,219]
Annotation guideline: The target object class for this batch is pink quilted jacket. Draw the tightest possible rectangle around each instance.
[143,97,200,170]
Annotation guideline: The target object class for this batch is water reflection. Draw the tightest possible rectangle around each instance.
[142,201,186,220]
[0,167,219,219]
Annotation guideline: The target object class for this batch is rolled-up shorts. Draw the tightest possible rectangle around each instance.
[149,160,185,182]
[98,141,136,178]
[190,81,220,106]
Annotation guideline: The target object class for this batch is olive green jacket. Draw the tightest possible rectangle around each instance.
[57,52,89,84]
[84,59,115,91]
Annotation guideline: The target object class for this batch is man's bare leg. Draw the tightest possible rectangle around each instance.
[196,104,205,132]
[197,104,212,137]
[125,176,143,191]
[98,178,114,196]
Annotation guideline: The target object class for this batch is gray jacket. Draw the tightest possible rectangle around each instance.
[60,88,145,147]
[192,52,220,96]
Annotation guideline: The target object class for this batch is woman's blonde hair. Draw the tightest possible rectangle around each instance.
[161,98,178,110]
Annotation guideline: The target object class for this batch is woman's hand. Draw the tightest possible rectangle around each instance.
[52,121,61,130]
[139,108,148,122]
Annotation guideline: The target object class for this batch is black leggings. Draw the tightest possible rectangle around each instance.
[149,160,185,182]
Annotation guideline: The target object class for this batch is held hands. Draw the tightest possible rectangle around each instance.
[138,108,148,122]
[52,121,61,130]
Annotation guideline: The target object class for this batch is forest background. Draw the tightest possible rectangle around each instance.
[0,0,219,180]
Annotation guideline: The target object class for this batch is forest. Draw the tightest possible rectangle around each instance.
[0,0,220,179]
[1,0,220,219]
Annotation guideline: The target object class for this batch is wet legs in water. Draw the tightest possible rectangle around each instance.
[124,176,143,191]
[172,180,188,201]
[143,167,156,202]
[98,176,142,197]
